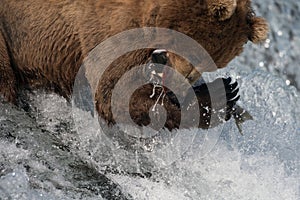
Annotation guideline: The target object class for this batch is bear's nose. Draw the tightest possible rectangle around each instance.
[151,49,168,66]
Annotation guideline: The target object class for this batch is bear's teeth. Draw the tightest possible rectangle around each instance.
[151,70,164,78]
[157,73,164,78]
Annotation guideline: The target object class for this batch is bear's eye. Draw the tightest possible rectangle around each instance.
[246,9,256,25]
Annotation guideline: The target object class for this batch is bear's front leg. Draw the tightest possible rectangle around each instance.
[0,30,17,103]
[207,0,237,21]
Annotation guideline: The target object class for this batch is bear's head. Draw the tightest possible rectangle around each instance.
[142,0,269,85]
[89,0,268,130]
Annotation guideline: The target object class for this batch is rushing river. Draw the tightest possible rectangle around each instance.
[0,0,299,199]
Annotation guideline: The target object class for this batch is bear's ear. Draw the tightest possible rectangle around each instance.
[207,0,237,21]
[249,17,269,44]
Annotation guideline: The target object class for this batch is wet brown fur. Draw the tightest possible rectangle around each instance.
[0,0,268,129]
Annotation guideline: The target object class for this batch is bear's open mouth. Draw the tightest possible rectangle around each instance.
[142,49,171,109]
[143,49,168,86]
[143,62,165,85]
[142,49,202,109]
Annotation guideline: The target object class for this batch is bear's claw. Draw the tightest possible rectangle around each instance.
[165,76,241,124]
[222,77,240,120]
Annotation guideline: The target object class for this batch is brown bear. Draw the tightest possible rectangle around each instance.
[0,0,268,130]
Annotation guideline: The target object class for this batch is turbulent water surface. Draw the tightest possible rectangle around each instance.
[0,0,299,199]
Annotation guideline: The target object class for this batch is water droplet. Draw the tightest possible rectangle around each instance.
[259,62,265,67]
[279,52,285,58]
[264,43,270,48]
